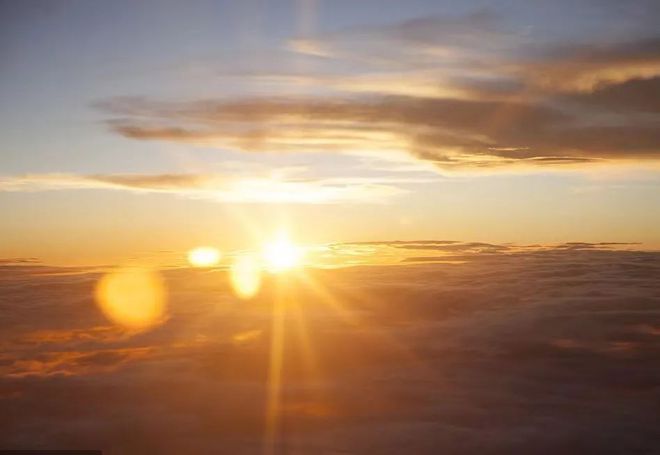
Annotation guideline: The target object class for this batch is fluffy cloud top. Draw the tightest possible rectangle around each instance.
[1,242,658,453]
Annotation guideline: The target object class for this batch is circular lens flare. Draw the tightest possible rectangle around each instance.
[187,246,221,267]
[230,254,262,299]
[95,266,166,330]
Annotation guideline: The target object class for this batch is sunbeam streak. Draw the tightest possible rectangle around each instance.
[263,278,288,455]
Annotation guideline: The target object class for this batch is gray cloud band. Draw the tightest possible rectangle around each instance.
[98,12,660,170]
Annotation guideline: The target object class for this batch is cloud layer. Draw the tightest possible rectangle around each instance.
[0,171,410,204]
[100,9,660,170]
[1,243,658,453]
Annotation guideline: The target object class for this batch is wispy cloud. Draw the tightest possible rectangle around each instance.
[100,9,660,171]
[0,171,411,204]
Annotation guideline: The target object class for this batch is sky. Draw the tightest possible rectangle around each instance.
[1,0,660,265]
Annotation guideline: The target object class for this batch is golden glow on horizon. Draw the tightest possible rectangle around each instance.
[94,266,166,329]
[187,246,221,267]
[262,235,304,273]
[230,254,262,299]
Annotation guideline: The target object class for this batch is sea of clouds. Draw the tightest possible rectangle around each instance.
[0,242,658,453]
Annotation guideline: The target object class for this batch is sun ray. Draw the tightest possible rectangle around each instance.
[263,278,287,455]
[287,275,323,383]
[298,269,424,367]
[295,270,361,327]
[258,231,423,453]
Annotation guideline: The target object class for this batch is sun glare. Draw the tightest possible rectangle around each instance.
[262,235,303,273]
[187,246,221,267]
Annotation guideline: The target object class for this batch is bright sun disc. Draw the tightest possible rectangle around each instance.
[262,236,303,273]
[188,246,221,267]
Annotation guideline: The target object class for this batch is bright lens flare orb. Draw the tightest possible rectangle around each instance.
[95,266,166,330]
[187,246,221,267]
[262,236,304,273]
[230,254,262,299]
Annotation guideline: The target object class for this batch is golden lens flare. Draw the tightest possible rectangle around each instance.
[187,246,221,267]
[95,266,166,330]
[230,254,262,299]
[262,236,304,273]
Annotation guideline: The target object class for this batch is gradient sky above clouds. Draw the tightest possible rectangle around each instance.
[1,0,660,264]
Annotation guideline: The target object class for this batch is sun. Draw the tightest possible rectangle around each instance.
[187,246,222,267]
[262,235,303,273]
